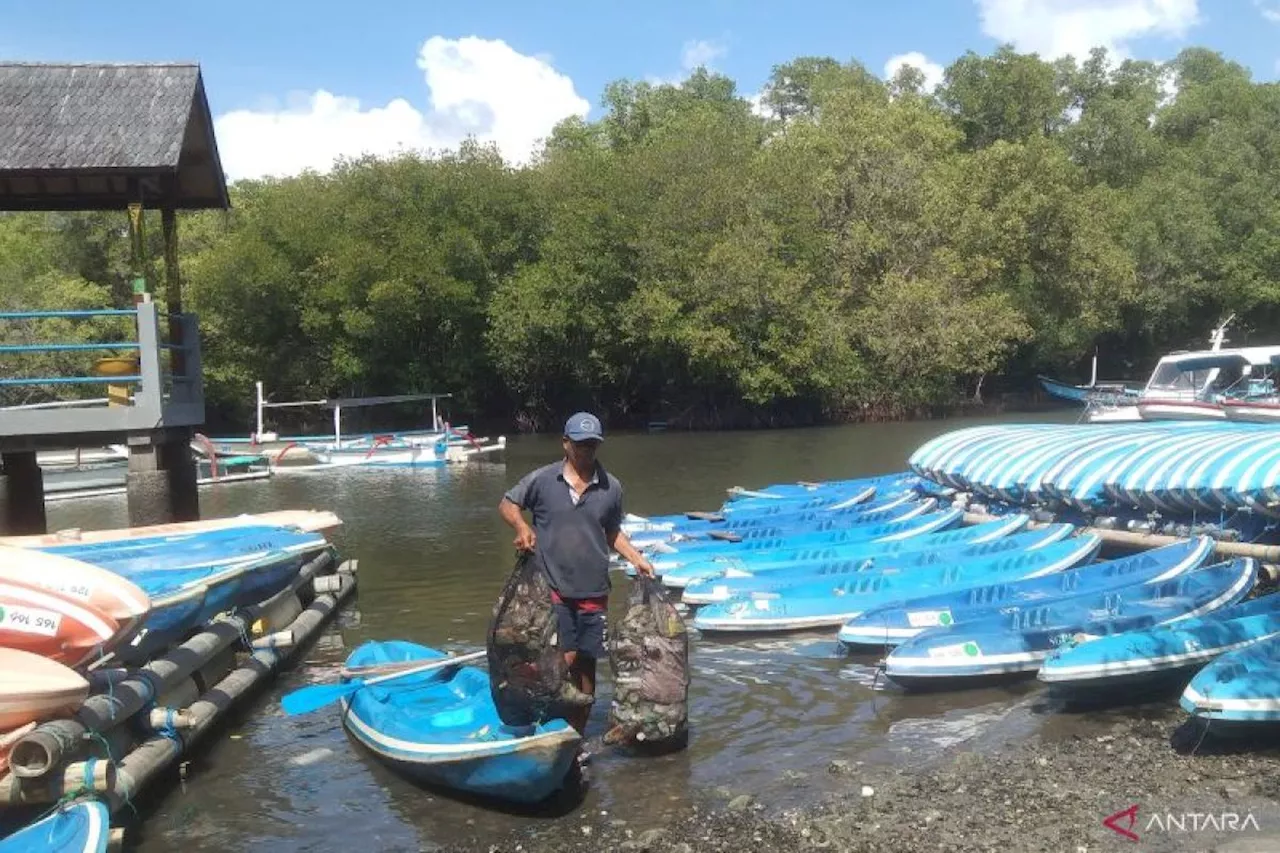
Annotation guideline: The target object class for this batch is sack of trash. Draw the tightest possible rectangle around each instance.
[486,552,575,727]
[604,575,690,749]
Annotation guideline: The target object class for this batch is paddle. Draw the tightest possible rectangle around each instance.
[281,650,487,716]
[684,511,725,522]
[340,655,490,678]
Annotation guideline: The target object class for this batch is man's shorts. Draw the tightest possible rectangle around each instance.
[553,601,607,659]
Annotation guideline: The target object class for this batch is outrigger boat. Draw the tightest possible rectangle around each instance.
[209,382,505,469]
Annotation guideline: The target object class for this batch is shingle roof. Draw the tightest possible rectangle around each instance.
[0,63,229,210]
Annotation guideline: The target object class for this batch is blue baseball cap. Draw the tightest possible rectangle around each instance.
[564,411,604,442]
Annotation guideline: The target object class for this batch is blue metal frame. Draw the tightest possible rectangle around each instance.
[0,309,150,387]
[0,302,205,441]
[0,342,140,353]
[0,309,139,319]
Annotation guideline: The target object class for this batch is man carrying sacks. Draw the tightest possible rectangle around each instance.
[496,412,657,756]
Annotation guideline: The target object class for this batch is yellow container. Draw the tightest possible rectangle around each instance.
[92,355,140,378]
[93,355,140,406]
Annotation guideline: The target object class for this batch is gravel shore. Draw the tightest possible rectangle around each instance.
[454,698,1280,853]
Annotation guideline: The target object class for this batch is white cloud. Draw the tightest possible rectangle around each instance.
[884,51,946,91]
[213,36,590,180]
[975,0,1200,60]
[681,38,728,71]
[1257,0,1280,23]
[746,90,774,118]
[646,38,731,87]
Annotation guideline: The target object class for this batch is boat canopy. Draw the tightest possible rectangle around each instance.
[1143,346,1280,399]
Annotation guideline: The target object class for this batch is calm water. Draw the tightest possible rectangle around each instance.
[45,413,1074,852]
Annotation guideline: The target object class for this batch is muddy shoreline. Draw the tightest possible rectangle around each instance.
[449,697,1280,853]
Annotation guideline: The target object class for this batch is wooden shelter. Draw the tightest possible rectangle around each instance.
[0,62,228,211]
[0,62,230,533]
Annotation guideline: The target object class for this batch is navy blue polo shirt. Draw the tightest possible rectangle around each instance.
[503,461,624,599]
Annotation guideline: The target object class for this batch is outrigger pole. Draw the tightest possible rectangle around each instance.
[253,381,453,443]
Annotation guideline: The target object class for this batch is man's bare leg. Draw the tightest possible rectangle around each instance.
[562,650,596,735]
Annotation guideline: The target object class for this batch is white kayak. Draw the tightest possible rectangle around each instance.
[0,648,90,730]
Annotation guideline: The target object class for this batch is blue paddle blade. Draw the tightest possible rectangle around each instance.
[279,651,486,715]
[281,680,363,716]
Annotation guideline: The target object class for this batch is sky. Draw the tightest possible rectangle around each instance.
[3,0,1278,181]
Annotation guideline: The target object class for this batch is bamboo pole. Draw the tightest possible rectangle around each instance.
[7,548,334,780]
[0,759,114,805]
[962,511,1280,567]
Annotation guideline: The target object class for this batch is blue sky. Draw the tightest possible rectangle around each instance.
[3,0,1278,179]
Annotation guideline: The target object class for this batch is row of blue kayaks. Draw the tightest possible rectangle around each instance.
[621,471,1280,724]
[908,420,1280,516]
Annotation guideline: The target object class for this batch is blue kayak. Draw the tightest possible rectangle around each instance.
[0,800,110,853]
[722,472,918,502]
[649,506,962,570]
[657,514,1028,588]
[340,640,581,804]
[626,491,920,551]
[622,483,882,534]
[692,535,1103,632]
[44,526,327,573]
[837,537,1216,647]
[682,525,1076,605]
[883,558,1257,690]
[113,546,317,660]
[37,522,297,555]
[1181,630,1280,723]
[633,491,919,543]
[643,498,939,554]
[1041,590,1280,696]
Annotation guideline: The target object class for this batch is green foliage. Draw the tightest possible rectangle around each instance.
[3,45,1279,427]
[0,214,117,405]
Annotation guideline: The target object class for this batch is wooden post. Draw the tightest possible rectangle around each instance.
[124,431,198,527]
[0,451,47,535]
[127,201,148,305]
[162,207,186,378]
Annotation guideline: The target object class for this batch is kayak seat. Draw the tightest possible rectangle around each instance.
[429,706,477,728]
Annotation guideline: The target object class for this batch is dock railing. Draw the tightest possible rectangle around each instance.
[0,302,204,442]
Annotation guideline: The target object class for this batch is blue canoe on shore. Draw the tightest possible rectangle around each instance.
[1181,629,1280,723]
[1040,590,1280,697]
[883,558,1257,690]
[837,537,1215,647]
[0,800,110,853]
[340,640,581,804]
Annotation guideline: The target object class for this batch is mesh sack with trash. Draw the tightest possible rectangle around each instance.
[604,575,691,748]
[486,552,573,727]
